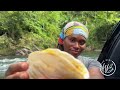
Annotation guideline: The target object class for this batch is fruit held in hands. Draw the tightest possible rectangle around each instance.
[27,48,89,79]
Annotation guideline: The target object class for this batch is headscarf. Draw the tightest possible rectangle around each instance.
[58,21,89,45]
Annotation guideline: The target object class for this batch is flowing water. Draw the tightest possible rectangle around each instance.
[0,56,27,79]
[0,51,101,79]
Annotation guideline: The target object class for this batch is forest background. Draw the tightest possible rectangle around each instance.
[0,11,120,56]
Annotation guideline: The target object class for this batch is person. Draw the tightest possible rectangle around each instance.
[57,21,104,79]
[5,21,104,79]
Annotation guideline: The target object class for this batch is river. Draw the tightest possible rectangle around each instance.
[0,51,101,79]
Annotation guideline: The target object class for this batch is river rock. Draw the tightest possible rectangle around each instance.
[15,48,32,56]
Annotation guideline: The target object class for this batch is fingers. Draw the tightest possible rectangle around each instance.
[5,71,29,79]
[5,62,29,77]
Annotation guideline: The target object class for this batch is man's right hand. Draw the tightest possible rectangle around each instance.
[5,62,29,79]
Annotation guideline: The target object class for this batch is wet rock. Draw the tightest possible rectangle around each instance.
[15,48,32,56]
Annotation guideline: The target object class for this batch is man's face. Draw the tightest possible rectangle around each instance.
[63,34,86,58]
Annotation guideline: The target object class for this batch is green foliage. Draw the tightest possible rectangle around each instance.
[0,11,120,55]
[0,34,16,55]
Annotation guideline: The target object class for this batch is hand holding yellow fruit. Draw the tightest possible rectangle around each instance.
[27,48,89,79]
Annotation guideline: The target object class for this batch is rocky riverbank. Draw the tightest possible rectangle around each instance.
[0,47,102,57]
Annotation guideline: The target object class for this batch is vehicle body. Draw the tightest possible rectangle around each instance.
[98,21,120,79]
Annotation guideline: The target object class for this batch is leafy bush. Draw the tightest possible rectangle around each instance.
[0,11,120,55]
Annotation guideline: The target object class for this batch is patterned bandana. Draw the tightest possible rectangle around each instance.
[58,21,89,45]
